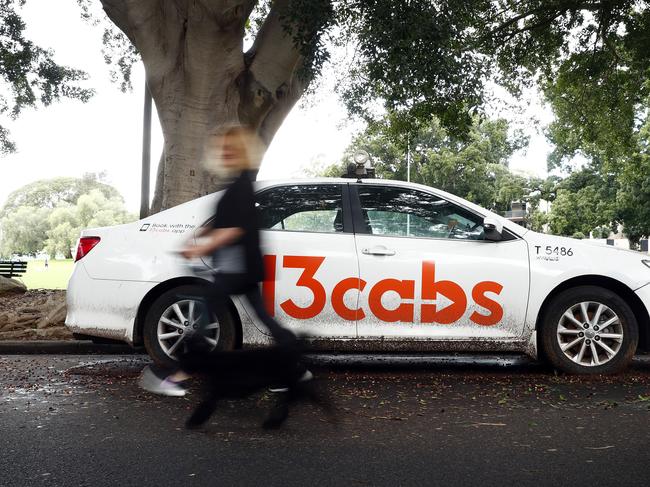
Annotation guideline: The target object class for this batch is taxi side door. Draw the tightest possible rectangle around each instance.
[351,183,530,341]
[252,182,360,339]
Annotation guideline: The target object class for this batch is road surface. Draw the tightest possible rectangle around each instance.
[1,354,649,486]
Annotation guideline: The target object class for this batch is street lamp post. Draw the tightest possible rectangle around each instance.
[406,136,411,236]
[407,138,411,183]
[140,83,152,219]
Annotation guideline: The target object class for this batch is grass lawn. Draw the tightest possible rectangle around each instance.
[20,259,74,290]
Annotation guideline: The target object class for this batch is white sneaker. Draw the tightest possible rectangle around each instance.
[138,366,187,397]
[299,369,314,382]
[268,386,289,393]
[268,369,313,393]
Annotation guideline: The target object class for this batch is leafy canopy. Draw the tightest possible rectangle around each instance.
[320,112,534,213]
[0,172,120,219]
[0,177,135,258]
[0,0,93,153]
[43,189,134,259]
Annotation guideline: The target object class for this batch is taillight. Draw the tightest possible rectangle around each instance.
[75,237,101,262]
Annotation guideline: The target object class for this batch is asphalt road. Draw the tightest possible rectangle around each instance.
[1,354,650,487]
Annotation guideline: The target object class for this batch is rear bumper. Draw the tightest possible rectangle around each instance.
[65,262,156,345]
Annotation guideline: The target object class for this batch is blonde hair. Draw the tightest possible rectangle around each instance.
[202,124,265,174]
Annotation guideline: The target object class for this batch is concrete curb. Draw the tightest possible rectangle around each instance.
[0,340,143,355]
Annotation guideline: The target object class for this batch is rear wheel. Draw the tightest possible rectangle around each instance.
[540,285,638,374]
[143,284,236,369]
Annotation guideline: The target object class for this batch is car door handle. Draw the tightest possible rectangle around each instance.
[362,246,396,256]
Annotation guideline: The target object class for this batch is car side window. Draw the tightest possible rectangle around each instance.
[256,184,344,233]
[357,186,484,240]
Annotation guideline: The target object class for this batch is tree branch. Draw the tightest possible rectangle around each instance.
[246,0,302,94]
[257,65,307,146]
[100,0,191,83]
[196,0,257,27]
[491,1,604,40]
[499,10,568,43]
[491,3,553,34]
[100,0,161,45]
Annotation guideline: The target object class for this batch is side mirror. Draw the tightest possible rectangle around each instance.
[483,217,503,242]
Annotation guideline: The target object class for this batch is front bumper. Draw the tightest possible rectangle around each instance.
[634,283,650,351]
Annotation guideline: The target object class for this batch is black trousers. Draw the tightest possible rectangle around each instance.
[205,273,296,345]
[161,273,298,381]
[175,273,302,383]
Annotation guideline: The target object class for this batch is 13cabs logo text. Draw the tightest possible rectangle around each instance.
[262,255,503,325]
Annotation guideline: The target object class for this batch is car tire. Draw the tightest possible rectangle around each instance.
[143,284,237,369]
[540,285,638,374]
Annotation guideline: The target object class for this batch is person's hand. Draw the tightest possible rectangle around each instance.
[179,246,203,259]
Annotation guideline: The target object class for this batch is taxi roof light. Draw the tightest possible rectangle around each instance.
[344,150,375,180]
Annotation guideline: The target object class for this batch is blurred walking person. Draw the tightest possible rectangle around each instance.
[139,125,309,415]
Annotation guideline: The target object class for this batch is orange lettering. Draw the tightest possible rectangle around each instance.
[470,281,503,326]
[280,256,327,319]
[332,278,366,321]
[421,261,467,324]
[368,279,415,322]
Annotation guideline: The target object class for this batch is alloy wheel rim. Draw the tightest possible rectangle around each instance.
[157,299,220,360]
[556,301,623,367]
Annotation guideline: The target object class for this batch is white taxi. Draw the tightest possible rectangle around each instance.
[65,178,650,374]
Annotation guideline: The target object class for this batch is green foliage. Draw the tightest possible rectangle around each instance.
[539,114,650,243]
[0,182,135,259]
[324,113,531,212]
[0,173,120,218]
[282,0,335,80]
[527,209,548,232]
[482,1,650,138]
[0,205,49,257]
[44,189,135,258]
[335,1,491,136]
[26,0,650,152]
[44,218,78,260]
[546,169,617,237]
[479,2,650,241]
[592,225,611,238]
[0,0,94,153]
[603,117,650,243]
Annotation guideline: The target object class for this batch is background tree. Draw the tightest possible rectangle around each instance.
[4,0,648,231]
[44,189,134,258]
[0,205,49,257]
[613,118,650,243]
[592,225,611,239]
[546,169,616,237]
[322,113,530,212]
[0,179,135,258]
[0,172,120,218]
[70,0,500,212]
[482,0,649,151]
[482,0,650,242]
[0,0,93,153]
[43,205,79,260]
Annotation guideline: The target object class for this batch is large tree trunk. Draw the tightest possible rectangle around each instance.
[101,0,311,212]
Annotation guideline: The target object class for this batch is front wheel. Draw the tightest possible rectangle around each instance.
[540,285,638,374]
[143,284,236,369]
